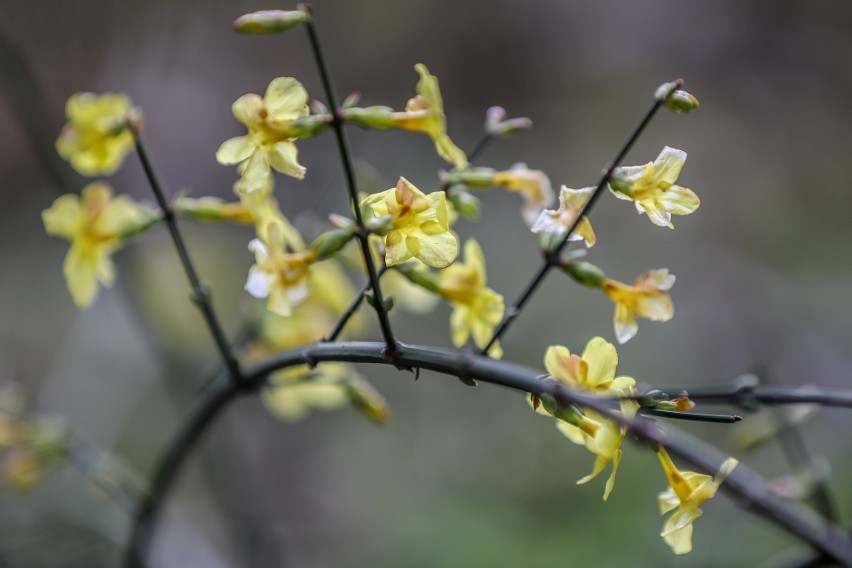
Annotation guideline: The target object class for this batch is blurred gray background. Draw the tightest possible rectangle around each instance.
[2,0,852,566]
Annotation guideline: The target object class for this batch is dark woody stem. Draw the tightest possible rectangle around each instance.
[127,341,852,567]
[129,127,243,383]
[467,133,494,163]
[640,408,742,423]
[479,80,683,356]
[302,5,397,355]
[324,263,389,343]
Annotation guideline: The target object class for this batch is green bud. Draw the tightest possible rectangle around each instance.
[665,90,699,113]
[654,80,683,102]
[485,106,533,138]
[341,92,361,109]
[447,189,481,220]
[341,106,395,130]
[232,9,309,34]
[443,167,496,188]
[310,227,356,260]
[346,378,390,425]
[561,261,606,289]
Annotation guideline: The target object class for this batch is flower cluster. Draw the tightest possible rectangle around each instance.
[39,25,741,561]
[531,337,736,552]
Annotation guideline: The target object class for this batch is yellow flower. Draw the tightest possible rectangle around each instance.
[347,64,468,168]
[361,177,457,268]
[42,182,157,308]
[543,337,638,500]
[262,364,353,422]
[602,269,675,344]
[493,163,554,227]
[56,92,136,176]
[437,239,505,357]
[656,447,738,554]
[530,185,596,247]
[216,77,310,193]
[245,221,316,316]
[610,146,699,228]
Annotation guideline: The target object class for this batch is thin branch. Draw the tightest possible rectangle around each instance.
[467,133,494,163]
[324,263,388,343]
[127,341,852,567]
[124,378,241,568]
[302,6,397,354]
[129,127,243,382]
[640,408,742,423]
[654,384,852,409]
[480,80,682,356]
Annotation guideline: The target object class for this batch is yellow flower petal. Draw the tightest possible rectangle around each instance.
[216,136,255,165]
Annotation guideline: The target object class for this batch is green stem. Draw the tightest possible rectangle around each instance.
[479,80,683,356]
[130,127,243,383]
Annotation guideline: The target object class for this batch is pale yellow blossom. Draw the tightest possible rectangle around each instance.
[610,146,699,228]
[42,183,157,308]
[602,269,675,344]
[361,177,457,268]
[656,447,738,554]
[437,239,505,357]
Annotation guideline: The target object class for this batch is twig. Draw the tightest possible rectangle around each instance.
[479,80,682,356]
[129,127,243,383]
[640,408,742,423]
[324,263,388,342]
[302,5,397,354]
[123,378,241,568]
[127,341,852,566]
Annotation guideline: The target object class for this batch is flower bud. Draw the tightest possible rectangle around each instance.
[310,227,357,260]
[447,189,481,220]
[663,90,700,113]
[485,106,533,137]
[341,92,361,109]
[232,9,309,35]
[560,261,606,289]
[285,115,332,139]
[442,167,496,188]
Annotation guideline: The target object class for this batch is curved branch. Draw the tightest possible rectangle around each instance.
[127,342,852,567]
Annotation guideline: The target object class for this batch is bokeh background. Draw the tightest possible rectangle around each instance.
[2,0,852,566]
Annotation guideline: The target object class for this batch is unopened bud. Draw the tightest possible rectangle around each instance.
[346,378,390,425]
[233,10,309,35]
[447,189,481,220]
[485,106,533,137]
[663,90,700,113]
[341,92,361,109]
[442,167,496,188]
[310,227,356,260]
[561,261,606,289]
[329,213,355,230]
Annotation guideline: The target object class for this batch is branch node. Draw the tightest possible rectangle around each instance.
[190,285,211,307]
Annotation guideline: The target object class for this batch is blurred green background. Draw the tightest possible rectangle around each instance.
[2,0,852,566]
